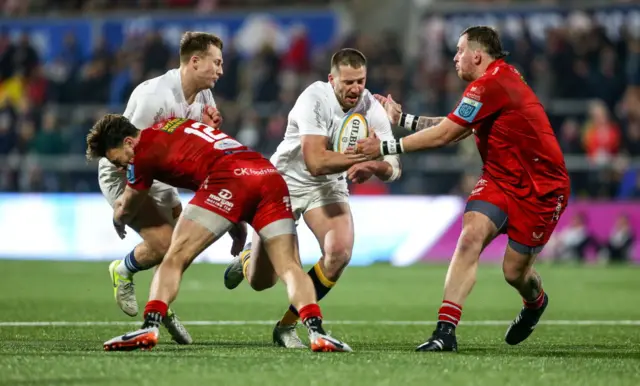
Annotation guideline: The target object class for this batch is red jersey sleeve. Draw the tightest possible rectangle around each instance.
[126,156,153,191]
[447,77,508,128]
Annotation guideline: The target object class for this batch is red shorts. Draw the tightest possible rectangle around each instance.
[188,158,293,232]
[467,175,569,248]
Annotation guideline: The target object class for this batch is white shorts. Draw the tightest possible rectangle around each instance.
[98,157,182,231]
[288,182,349,223]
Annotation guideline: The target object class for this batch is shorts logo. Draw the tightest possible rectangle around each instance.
[470,186,484,196]
[205,189,234,213]
[454,97,483,123]
[218,189,233,200]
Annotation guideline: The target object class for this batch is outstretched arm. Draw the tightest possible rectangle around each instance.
[356,118,471,159]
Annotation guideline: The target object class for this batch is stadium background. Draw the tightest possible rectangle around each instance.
[1,0,638,265]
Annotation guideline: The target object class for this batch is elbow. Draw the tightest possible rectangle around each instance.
[306,162,324,177]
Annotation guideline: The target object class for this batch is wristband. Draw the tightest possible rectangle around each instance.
[399,113,418,131]
[380,138,404,156]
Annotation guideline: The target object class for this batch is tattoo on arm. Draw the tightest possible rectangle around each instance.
[415,116,445,131]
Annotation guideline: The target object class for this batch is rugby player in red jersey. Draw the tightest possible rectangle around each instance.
[357,26,570,352]
[86,116,352,353]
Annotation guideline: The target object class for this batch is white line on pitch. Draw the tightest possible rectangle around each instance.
[0,320,639,327]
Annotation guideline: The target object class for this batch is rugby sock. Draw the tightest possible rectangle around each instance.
[240,249,251,278]
[298,304,322,323]
[143,300,168,328]
[437,300,463,329]
[523,289,545,310]
[280,262,336,325]
[117,249,144,278]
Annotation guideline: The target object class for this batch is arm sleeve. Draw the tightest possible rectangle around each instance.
[294,89,331,137]
[447,78,508,128]
[123,90,168,130]
[126,156,153,191]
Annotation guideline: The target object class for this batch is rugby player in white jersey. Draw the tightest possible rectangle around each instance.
[98,32,223,345]
[223,48,402,348]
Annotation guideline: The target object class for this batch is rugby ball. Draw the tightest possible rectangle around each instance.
[333,113,369,153]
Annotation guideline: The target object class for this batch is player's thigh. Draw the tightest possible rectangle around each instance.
[300,186,353,257]
[170,204,234,269]
[462,177,508,251]
[133,198,175,257]
[245,230,278,288]
[130,184,181,256]
[250,173,299,281]
[503,191,568,275]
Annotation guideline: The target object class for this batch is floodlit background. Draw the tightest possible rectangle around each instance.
[1,2,640,385]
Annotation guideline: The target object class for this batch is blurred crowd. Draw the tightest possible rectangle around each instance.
[0,0,334,15]
[0,2,639,197]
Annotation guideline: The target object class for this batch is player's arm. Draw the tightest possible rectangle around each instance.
[112,161,153,238]
[299,98,367,176]
[302,135,368,176]
[396,118,471,152]
[113,185,149,226]
[362,81,505,157]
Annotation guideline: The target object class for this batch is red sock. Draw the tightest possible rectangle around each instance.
[524,289,545,310]
[298,304,322,322]
[144,300,168,318]
[438,300,463,327]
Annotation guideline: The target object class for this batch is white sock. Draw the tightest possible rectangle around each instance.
[116,259,134,279]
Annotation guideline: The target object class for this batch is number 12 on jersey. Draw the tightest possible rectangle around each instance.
[184,121,243,151]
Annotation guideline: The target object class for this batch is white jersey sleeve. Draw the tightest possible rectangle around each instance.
[291,87,331,137]
[369,100,393,140]
[124,85,173,130]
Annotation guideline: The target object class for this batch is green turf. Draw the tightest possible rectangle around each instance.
[0,261,639,386]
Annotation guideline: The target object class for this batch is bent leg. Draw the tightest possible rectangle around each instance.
[146,205,233,318]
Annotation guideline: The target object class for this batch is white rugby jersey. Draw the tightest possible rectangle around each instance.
[124,69,216,130]
[270,81,394,191]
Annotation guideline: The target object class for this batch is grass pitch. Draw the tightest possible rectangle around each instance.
[0,261,639,386]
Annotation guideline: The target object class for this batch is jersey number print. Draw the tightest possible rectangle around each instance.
[184,121,243,151]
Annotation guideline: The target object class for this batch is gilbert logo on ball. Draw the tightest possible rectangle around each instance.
[334,113,369,153]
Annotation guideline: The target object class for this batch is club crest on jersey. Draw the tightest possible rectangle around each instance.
[157,118,187,133]
[454,97,483,123]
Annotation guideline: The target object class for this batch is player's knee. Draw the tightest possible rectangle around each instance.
[457,225,486,255]
[247,274,277,292]
[323,244,351,274]
[163,240,195,272]
[155,236,172,257]
[502,262,527,286]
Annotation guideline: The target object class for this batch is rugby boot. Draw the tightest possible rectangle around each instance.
[416,322,458,352]
[273,321,307,349]
[304,316,352,352]
[505,293,548,345]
